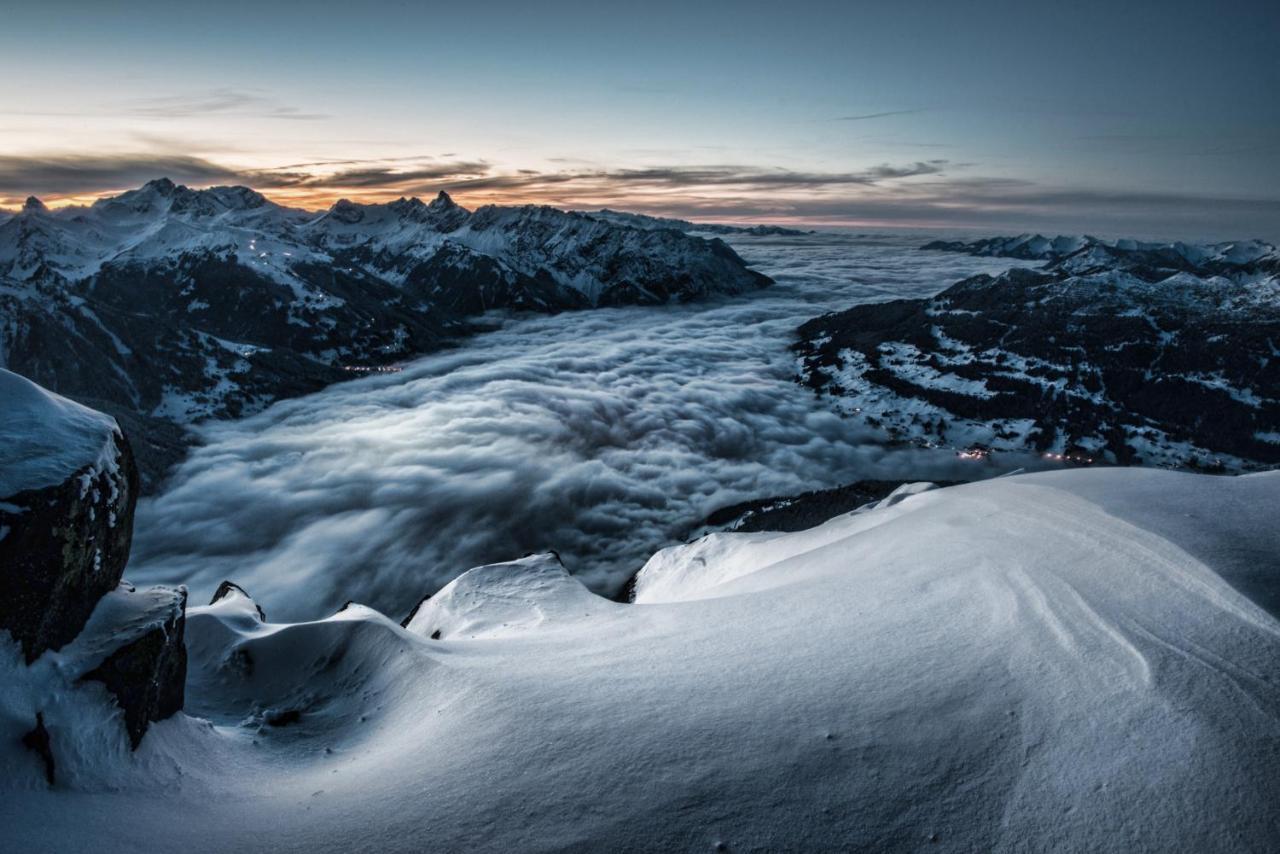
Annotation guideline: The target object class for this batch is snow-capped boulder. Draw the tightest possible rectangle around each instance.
[0,369,139,662]
[0,373,186,778]
[2,583,188,785]
[76,586,187,750]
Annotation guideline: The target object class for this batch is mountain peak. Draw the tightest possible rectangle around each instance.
[430,191,457,210]
[195,184,268,212]
[143,177,177,196]
[22,196,47,213]
[327,198,365,224]
[388,196,426,213]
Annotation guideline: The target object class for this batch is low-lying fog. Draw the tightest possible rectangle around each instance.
[129,233,1025,620]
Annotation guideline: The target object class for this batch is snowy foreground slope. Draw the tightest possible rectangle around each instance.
[5,467,1279,852]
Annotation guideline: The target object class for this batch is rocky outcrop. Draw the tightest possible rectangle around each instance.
[401,553,605,640]
[79,590,187,749]
[698,479,965,535]
[0,371,139,662]
[0,448,137,663]
[20,713,54,785]
[1,371,187,771]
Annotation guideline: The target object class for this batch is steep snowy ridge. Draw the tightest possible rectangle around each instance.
[5,467,1279,851]
[0,180,771,486]
[452,204,770,303]
[797,235,1280,471]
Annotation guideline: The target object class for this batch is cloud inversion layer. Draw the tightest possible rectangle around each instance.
[127,235,1032,620]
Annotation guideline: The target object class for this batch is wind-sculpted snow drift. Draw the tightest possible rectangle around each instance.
[4,465,1279,852]
[0,181,770,485]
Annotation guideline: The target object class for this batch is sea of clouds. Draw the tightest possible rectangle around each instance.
[128,233,1025,620]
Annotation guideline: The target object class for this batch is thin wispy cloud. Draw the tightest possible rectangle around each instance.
[832,109,926,121]
[305,162,492,188]
[394,162,951,197]
[121,88,329,121]
[1,89,329,122]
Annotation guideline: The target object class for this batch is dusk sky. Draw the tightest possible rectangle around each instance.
[3,0,1279,238]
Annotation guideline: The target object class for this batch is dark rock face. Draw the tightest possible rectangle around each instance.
[400,594,432,628]
[21,713,55,786]
[700,479,965,534]
[0,275,352,491]
[1,376,188,755]
[0,432,138,663]
[611,572,641,604]
[797,239,1280,470]
[400,242,589,314]
[79,590,187,750]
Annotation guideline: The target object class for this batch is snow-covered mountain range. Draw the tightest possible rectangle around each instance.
[0,179,771,485]
[922,233,1280,270]
[796,235,1280,470]
[583,208,811,236]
